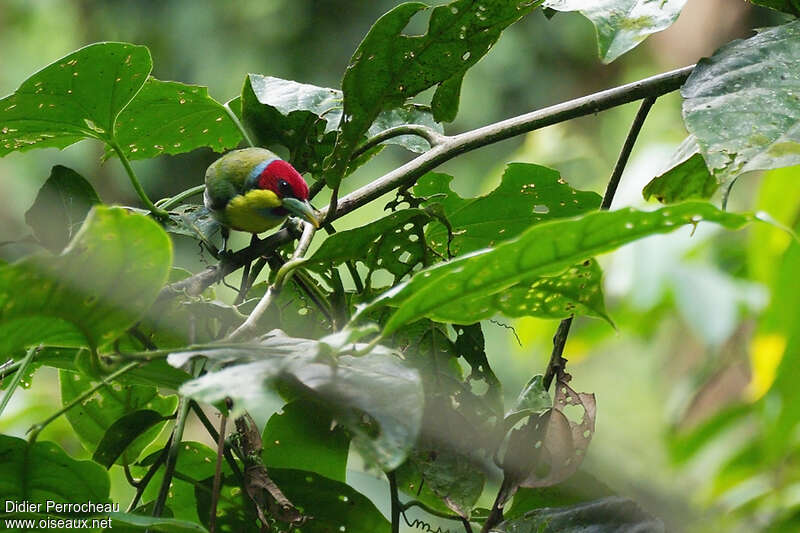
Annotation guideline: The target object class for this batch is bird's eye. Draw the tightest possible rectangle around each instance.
[277,179,294,197]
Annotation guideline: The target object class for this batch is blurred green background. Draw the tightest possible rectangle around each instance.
[1,1,796,531]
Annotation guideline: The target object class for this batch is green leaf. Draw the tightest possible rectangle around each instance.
[543,0,688,63]
[242,74,442,177]
[506,471,615,520]
[325,0,537,186]
[642,137,718,204]
[171,332,423,470]
[749,0,800,16]
[92,409,166,468]
[0,435,109,511]
[134,442,219,524]
[0,206,173,354]
[111,78,242,160]
[163,204,221,248]
[494,497,664,532]
[666,404,752,465]
[358,203,748,336]
[269,469,390,533]
[25,165,101,252]
[414,165,602,257]
[106,513,209,533]
[60,370,177,465]
[506,375,551,428]
[306,209,431,284]
[262,399,350,483]
[682,20,800,185]
[0,42,151,155]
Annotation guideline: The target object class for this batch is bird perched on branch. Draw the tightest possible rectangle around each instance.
[204,147,319,251]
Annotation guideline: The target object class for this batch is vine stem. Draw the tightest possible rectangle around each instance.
[224,101,256,148]
[541,96,657,392]
[152,396,192,518]
[26,361,140,443]
[351,124,447,160]
[388,471,401,533]
[110,142,168,218]
[0,346,37,418]
[209,412,227,533]
[227,221,316,341]
[157,184,205,210]
[157,65,694,302]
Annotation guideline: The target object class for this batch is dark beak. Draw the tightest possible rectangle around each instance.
[282,197,320,228]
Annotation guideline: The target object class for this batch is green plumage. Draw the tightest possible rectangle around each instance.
[204,147,283,233]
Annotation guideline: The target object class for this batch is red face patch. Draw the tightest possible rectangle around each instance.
[257,160,309,200]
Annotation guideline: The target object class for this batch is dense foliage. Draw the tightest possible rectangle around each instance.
[1,1,799,532]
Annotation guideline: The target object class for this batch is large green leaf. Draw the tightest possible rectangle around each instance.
[543,0,688,63]
[682,20,800,185]
[325,0,537,186]
[494,497,664,532]
[170,331,423,470]
[92,409,166,468]
[356,203,750,335]
[0,206,172,355]
[112,78,242,160]
[106,513,209,533]
[25,165,101,252]
[242,74,442,177]
[415,165,602,257]
[0,42,151,156]
[269,469,390,533]
[642,137,718,204]
[0,435,109,514]
[262,399,350,482]
[60,370,177,465]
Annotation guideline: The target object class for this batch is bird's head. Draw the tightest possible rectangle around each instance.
[254,159,319,228]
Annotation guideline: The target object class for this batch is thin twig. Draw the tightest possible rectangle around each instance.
[228,222,316,341]
[209,412,228,533]
[351,124,447,160]
[0,346,37,418]
[542,96,658,392]
[127,435,171,512]
[223,101,256,148]
[157,66,694,302]
[189,401,244,486]
[152,397,191,518]
[157,185,205,210]
[388,471,401,533]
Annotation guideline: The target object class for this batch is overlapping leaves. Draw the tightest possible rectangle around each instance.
[0,206,172,354]
[357,203,750,335]
[325,0,538,186]
[168,330,423,470]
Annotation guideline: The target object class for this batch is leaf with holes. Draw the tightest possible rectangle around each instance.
[262,399,350,482]
[0,42,150,156]
[111,78,242,160]
[170,331,423,470]
[60,370,177,465]
[0,206,172,354]
[25,165,101,252]
[242,74,442,177]
[270,469,390,533]
[543,0,688,63]
[502,375,596,489]
[324,0,538,187]
[682,20,800,185]
[0,435,109,512]
[495,497,664,532]
[306,209,431,284]
[642,136,718,204]
[359,203,747,336]
[414,165,602,257]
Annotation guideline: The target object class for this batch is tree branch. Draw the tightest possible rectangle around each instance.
[157,65,694,302]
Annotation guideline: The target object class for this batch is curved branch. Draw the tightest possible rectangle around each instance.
[157,65,695,301]
[351,124,448,160]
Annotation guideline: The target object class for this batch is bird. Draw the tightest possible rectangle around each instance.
[203,147,320,252]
